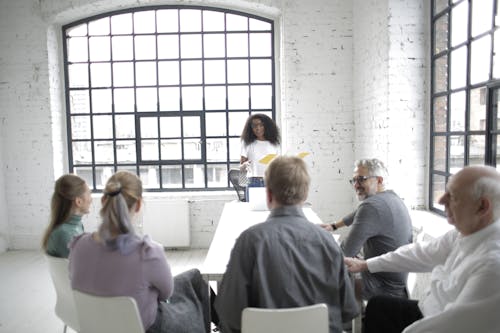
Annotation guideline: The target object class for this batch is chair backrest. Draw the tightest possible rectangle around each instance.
[241,303,329,333]
[228,169,246,202]
[73,289,144,333]
[45,254,80,332]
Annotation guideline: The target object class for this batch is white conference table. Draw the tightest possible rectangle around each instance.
[201,201,328,284]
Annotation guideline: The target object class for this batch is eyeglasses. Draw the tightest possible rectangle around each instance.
[349,176,377,185]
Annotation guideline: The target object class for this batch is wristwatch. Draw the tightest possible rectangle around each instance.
[331,223,338,231]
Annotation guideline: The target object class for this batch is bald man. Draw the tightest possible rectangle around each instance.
[345,165,500,333]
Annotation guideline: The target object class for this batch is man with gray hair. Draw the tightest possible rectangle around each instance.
[344,165,500,332]
[321,158,413,300]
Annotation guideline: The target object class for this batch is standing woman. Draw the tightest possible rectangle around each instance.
[42,174,92,258]
[69,171,212,333]
[240,114,281,190]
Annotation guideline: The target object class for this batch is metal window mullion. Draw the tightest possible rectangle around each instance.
[132,13,141,176]
[86,24,99,190]
[176,9,186,189]
[153,10,163,188]
[108,17,118,174]
[200,9,208,189]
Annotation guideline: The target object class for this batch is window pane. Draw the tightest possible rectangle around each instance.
[90,63,111,87]
[89,36,110,61]
[114,88,135,113]
[70,90,90,114]
[451,1,468,47]
[434,13,448,55]
[159,87,180,111]
[72,116,91,139]
[450,46,467,89]
[434,0,448,13]
[136,61,157,86]
[116,140,136,163]
[115,115,135,138]
[180,34,202,58]
[113,62,134,87]
[207,164,228,187]
[226,13,248,31]
[161,165,182,188]
[141,139,159,160]
[184,164,205,188]
[471,0,493,37]
[93,115,113,139]
[72,141,92,165]
[204,60,226,84]
[135,35,157,60]
[249,33,272,57]
[227,60,249,83]
[434,55,448,93]
[450,91,465,131]
[249,18,271,31]
[158,35,179,59]
[206,112,227,136]
[250,59,272,83]
[470,35,491,84]
[184,116,201,137]
[182,87,203,111]
[203,11,224,32]
[136,88,158,111]
[432,173,446,211]
[74,166,94,189]
[157,10,178,33]
[205,86,226,110]
[68,37,88,62]
[92,89,112,113]
[184,139,202,159]
[158,61,179,86]
[228,86,249,109]
[89,17,109,35]
[433,136,447,171]
[180,9,202,32]
[204,34,225,58]
[469,135,486,165]
[449,135,464,173]
[207,138,227,162]
[229,137,241,161]
[470,87,487,131]
[111,13,133,35]
[140,117,158,138]
[94,141,114,163]
[433,95,448,132]
[96,166,115,189]
[160,139,182,159]
[134,11,156,34]
[181,60,202,84]
[160,117,181,138]
[67,24,87,37]
[68,64,89,88]
[112,36,133,61]
[140,166,160,189]
[227,33,248,57]
[251,85,272,109]
[228,112,249,136]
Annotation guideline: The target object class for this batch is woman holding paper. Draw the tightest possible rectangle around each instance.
[240,114,281,200]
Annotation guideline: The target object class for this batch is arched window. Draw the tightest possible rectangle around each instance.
[430,0,499,212]
[63,6,276,191]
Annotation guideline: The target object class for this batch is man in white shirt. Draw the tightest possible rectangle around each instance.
[344,165,500,333]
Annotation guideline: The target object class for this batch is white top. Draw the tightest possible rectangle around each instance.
[240,140,280,177]
[367,220,500,333]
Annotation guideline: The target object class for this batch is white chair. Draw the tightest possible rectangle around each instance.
[45,254,80,333]
[73,289,144,333]
[241,303,329,333]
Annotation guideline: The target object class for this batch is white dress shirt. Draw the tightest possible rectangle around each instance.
[366,220,500,333]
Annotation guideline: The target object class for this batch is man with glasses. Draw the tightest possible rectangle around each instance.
[321,158,412,301]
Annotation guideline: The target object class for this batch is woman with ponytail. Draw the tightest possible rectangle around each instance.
[69,171,214,333]
[42,174,92,258]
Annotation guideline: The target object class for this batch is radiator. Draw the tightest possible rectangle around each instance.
[141,199,190,248]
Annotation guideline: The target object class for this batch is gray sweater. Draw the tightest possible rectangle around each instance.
[342,190,413,299]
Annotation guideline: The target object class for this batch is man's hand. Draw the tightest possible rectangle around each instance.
[344,257,368,273]
[319,223,334,232]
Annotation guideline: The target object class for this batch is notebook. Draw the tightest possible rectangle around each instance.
[248,187,268,211]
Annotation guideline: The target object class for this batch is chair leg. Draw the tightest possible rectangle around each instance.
[63,324,68,333]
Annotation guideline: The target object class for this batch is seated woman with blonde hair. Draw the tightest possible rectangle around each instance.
[68,170,213,333]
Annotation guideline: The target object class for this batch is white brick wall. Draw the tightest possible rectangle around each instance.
[0,0,430,251]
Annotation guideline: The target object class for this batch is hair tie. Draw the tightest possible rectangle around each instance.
[106,188,122,197]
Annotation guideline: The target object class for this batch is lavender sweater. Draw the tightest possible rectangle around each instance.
[68,233,174,330]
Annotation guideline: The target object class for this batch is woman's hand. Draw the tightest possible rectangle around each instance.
[344,257,368,273]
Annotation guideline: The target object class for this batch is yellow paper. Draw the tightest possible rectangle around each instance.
[258,154,278,165]
[297,152,310,159]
